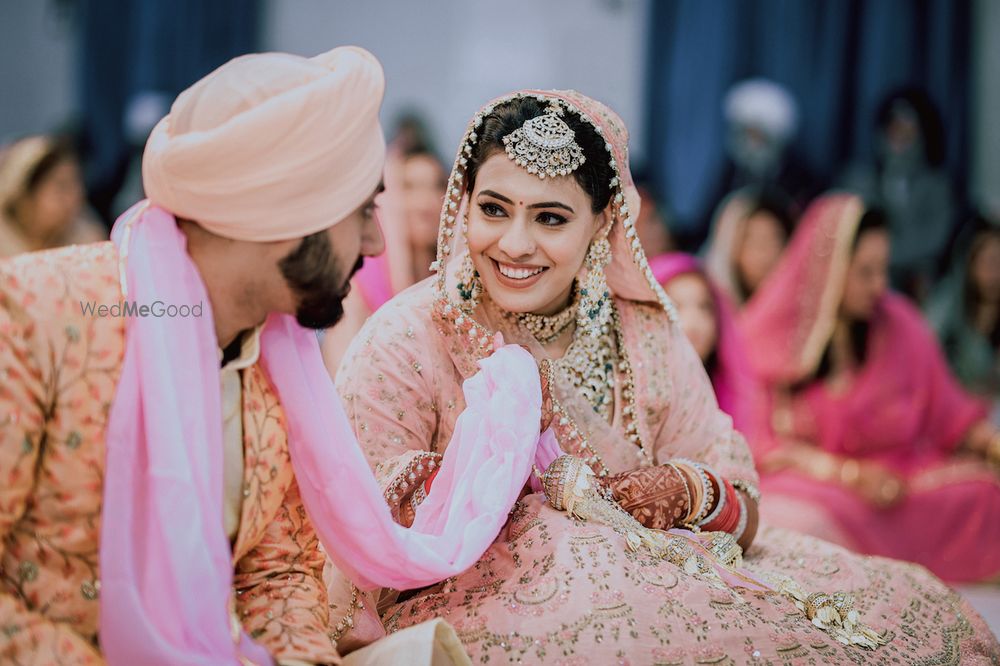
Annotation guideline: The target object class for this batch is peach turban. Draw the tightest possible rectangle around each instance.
[142,46,386,242]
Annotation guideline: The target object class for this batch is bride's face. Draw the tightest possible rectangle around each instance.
[467,154,604,316]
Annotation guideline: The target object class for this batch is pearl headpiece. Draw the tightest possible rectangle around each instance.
[502,103,585,179]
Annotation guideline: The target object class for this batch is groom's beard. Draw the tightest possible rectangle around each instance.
[279,231,364,330]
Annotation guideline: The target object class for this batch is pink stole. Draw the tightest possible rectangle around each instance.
[99,203,547,664]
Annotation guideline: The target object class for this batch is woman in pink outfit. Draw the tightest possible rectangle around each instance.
[650,253,761,437]
[702,186,796,309]
[331,91,999,663]
[743,193,1000,583]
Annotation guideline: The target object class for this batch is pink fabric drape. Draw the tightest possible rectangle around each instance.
[649,253,760,435]
[740,193,1000,582]
[100,203,549,664]
[741,193,988,460]
[352,251,395,313]
[754,292,988,464]
[352,146,407,313]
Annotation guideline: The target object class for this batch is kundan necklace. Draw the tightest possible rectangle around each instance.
[517,284,580,344]
[554,325,617,421]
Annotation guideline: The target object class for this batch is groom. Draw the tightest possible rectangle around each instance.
[0,46,398,665]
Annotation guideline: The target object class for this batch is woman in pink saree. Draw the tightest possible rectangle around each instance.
[743,194,1000,583]
[702,186,796,309]
[333,91,999,663]
[650,253,760,436]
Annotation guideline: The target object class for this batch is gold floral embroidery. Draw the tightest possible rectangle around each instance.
[335,277,999,663]
[1,244,340,664]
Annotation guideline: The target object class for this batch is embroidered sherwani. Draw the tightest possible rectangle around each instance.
[0,243,339,664]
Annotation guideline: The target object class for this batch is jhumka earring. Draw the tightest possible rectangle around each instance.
[455,209,481,308]
[577,235,612,338]
[456,254,481,307]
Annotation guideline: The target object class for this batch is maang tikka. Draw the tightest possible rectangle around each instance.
[502,101,586,179]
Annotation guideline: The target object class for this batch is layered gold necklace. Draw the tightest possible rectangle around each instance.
[554,326,617,421]
[517,285,580,344]
[515,285,618,421]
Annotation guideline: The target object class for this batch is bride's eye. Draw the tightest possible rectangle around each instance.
[536,212,568,227]
[479,202,507,218]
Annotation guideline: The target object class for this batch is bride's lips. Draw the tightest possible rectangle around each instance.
[490,258,548,289]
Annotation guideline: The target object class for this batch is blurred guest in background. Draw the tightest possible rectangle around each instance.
[703,185,796,308]
[322,138,447,375]
[927,212,1000,403]
[391,110,438,155]
[395,145,447,286]
[841,87,956,301]
[651,253,759,436]
[0,135,105,258]
[742,194,1000,583]
[632,176,674,257]
[700,78,820,235]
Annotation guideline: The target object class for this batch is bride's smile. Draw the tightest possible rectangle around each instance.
[466,154,605,317]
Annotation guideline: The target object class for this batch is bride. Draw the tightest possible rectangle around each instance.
[330,89,999,664]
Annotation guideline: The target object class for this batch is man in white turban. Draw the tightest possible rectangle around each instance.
[0,46,468,666]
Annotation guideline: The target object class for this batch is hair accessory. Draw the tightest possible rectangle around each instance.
[502,103,586,180]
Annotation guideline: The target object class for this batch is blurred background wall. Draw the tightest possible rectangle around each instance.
[1,0,997,228]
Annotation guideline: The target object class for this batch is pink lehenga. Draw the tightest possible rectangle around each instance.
[334,92,999,664]
[742,193,1000,584]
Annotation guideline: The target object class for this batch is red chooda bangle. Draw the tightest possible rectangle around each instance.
[703,479,740,534]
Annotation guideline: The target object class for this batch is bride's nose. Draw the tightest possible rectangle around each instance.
[497,218,536,259]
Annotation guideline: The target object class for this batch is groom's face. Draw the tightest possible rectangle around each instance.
[279,183,385,329]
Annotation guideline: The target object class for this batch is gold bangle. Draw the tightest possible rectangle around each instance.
[879,477,902,504]
[811,453,839,482]
[673,461,704,526]
[732,479,760,503]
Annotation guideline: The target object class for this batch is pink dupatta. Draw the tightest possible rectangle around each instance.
[648,253,759,435]
[741,194,987,462]
[99,203,547,664]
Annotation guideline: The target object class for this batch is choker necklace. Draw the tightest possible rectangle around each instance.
[518,284,580,344]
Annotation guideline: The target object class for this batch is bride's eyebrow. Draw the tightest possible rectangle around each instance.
[479,189,574,214]
[527,201,574,213]
[478,189,514,204]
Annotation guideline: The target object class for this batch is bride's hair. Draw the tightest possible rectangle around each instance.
[464,97,614,214]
